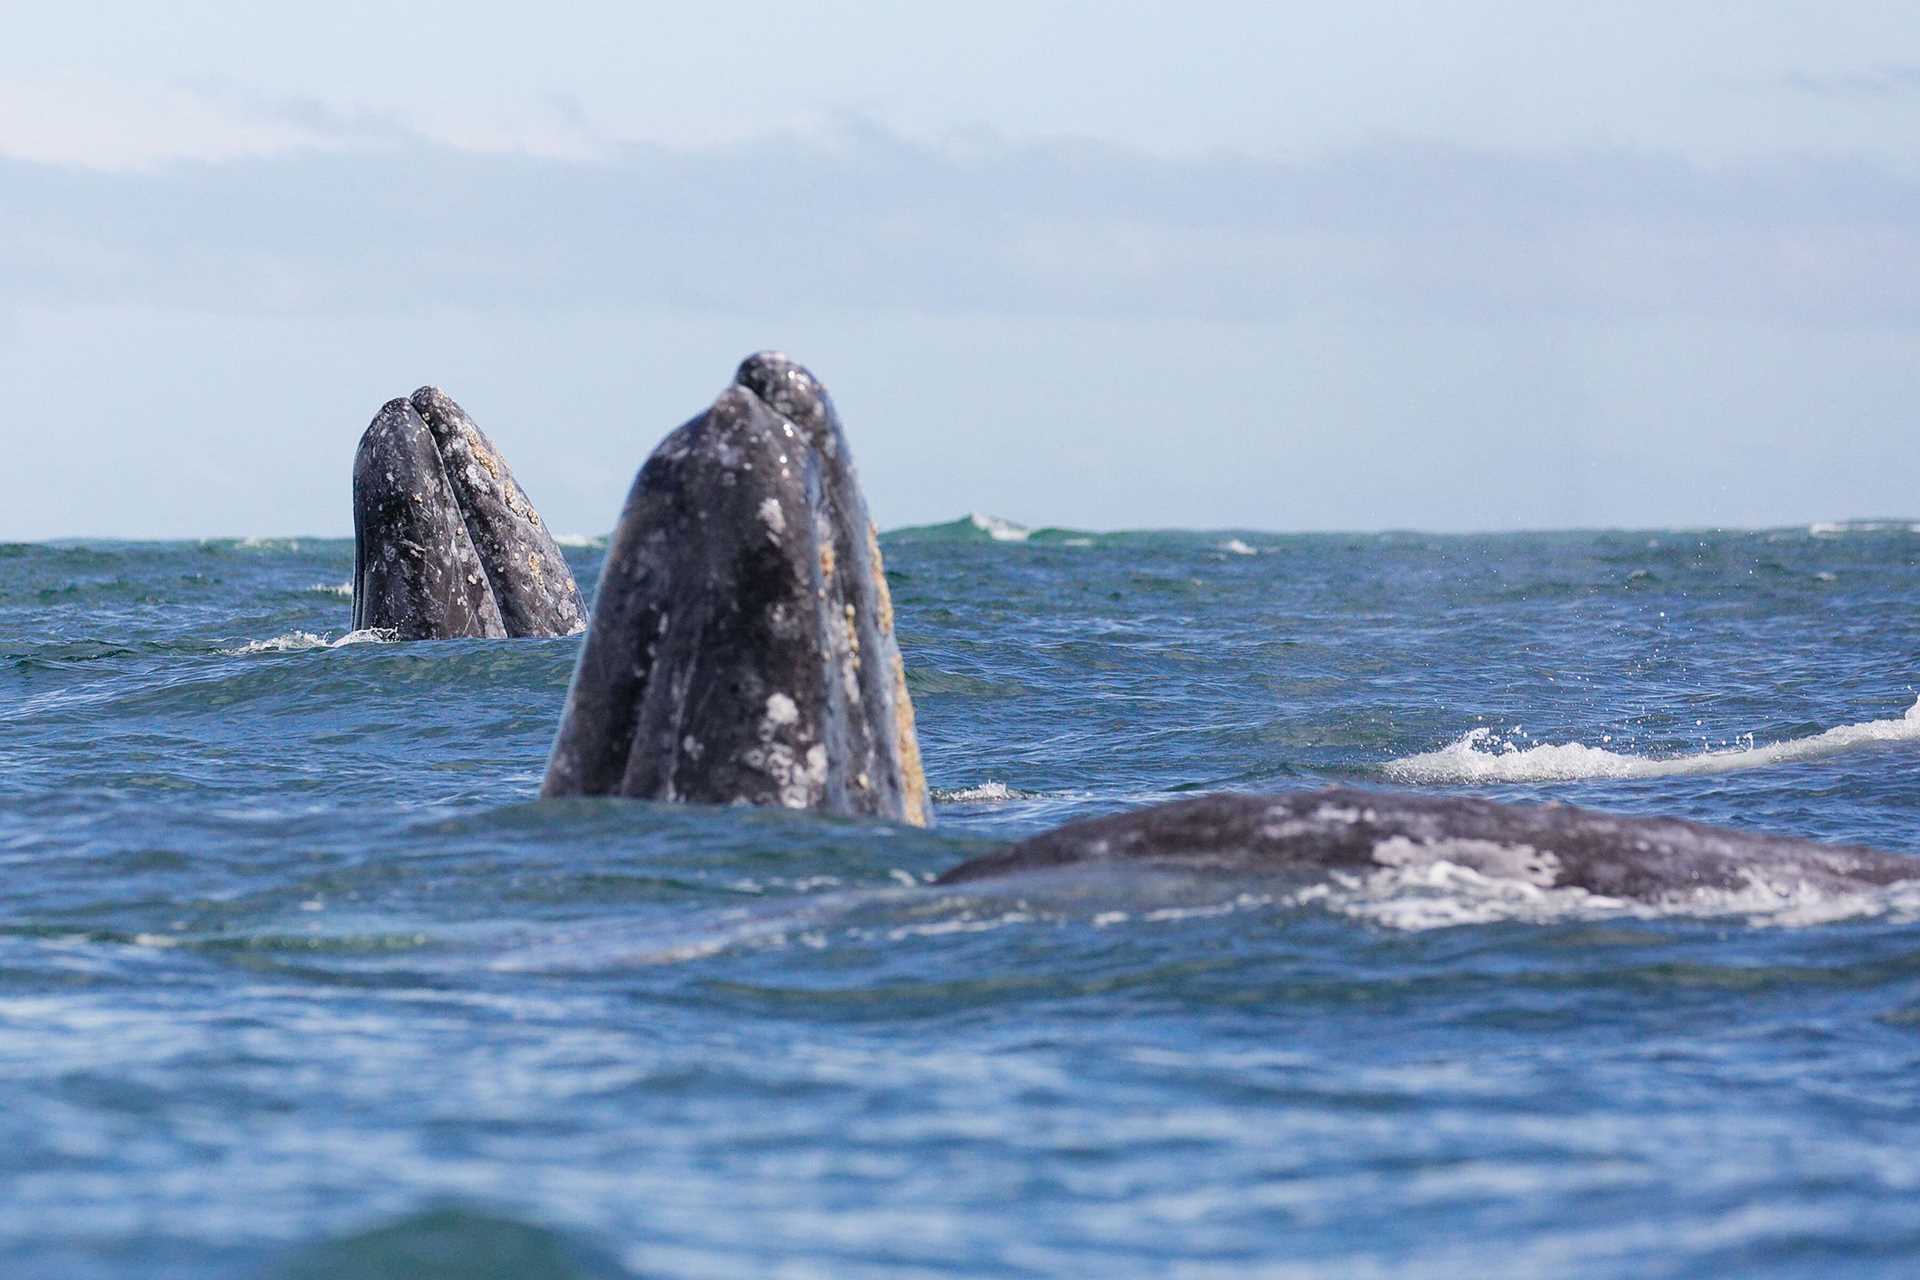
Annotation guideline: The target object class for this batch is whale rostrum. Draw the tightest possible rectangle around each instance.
[351,388,585,641]
[935,786,1920,898]
[541,353,931,825]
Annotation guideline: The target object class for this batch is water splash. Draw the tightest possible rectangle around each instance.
[1385,697,1920,784]
[221,628,395,655]
[330,628,396,647]
[933,781,1036,802]
[223,631,331,655]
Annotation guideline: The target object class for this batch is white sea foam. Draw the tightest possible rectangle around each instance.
[1218,538,1258,556]
[500,850,1920,967]
[552,533,606,548]
[1384,697,1920,784]
[1808,520,1916,537]
[1303,857,1920,931]
[935,781,1028,802]
[968,513,1031,542]
[330,628,396,647]
[308,580,352,598]
[224,631,330,655]
[222,628,395,655]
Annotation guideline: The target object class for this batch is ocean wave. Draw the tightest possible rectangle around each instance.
[886,513,1054,543]
[1808,520,1919,537]
[552,532,607,549]
[308,580,352,597]
[1384,697,1920,784]
[948,513,1029,541]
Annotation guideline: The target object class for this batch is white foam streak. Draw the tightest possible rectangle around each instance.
[1808,520,1916,536]
[224,631,330,655]
[1385,698,1920,784]
[934,781,1024,802]
[222,628,395,655]
[330,628,396,647]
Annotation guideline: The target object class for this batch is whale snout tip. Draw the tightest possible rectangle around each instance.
[364,396,425,439]
[734,350,830,429]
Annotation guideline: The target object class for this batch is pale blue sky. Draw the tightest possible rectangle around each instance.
[4,2,1918,537]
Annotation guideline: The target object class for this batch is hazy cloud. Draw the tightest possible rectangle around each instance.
[3,124,1916,331]
[1784,64,1920,97]
[178,79,417,148]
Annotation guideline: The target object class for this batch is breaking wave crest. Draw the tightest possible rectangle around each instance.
[1384,697,1920,784]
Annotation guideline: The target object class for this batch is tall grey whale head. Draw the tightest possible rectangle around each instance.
[351,388,586,640]
[541,352,931,826]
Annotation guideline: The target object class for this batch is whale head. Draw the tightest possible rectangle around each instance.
[542,354,930,826]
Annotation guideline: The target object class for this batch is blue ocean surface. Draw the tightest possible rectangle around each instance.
[4,517,1920,1278]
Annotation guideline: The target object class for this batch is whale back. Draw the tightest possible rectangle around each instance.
[935,786,1920,897]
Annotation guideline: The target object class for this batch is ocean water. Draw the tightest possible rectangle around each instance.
[4,516,1920,1278]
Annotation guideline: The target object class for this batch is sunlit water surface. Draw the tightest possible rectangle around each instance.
[4,518,1920,1277]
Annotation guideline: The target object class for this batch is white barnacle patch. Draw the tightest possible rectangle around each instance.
[748,693,826,808]
[758,497,787,541]
[1371,836,1562,888]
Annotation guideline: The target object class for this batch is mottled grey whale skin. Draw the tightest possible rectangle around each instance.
[408,387,586,638]
[351,389,584,640]
[934,786,1920,899]
[351,398,507,641]
[541,352,930,825]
